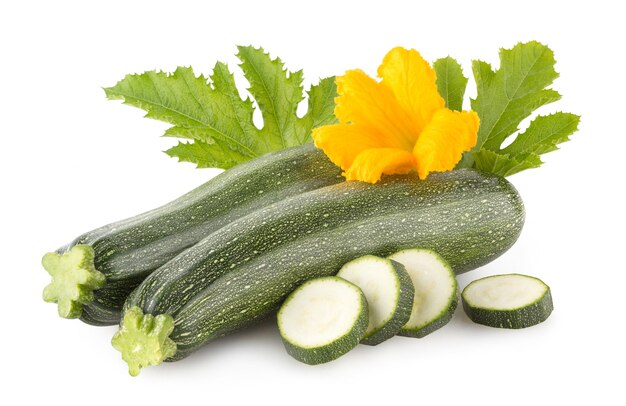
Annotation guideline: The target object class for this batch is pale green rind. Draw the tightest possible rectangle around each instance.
[434,56,468,112]
[278,277,368,365]
[462,274,554,329]
[42,245,106,319]
[337,256,414,346]
[391,249,458,338]
[111,307,176,376]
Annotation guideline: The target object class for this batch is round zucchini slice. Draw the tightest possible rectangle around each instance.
[462,273,553,329]
[337,255,414,345]
[388,248,458,338]
[277,276,368,365]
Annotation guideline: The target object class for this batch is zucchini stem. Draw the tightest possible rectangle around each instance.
[42,245,106,318]
[111,307,177,376]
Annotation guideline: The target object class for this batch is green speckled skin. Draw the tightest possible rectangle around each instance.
[124,169,525,362]
[55,144,343,325]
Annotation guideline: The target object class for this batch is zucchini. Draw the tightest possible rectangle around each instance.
[336,255,413,345]
[462,274,553,329]
[277,276,368,365]
[388,249,458,338]
[116,169,524,375]
[42,144,342,325]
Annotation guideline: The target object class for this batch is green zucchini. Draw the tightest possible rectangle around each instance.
[115,169,524,375]
[42,144,342,325]
[277,276,368,365]
[336,255,414,345]
[462,274,553,329]
[388,249,458,338]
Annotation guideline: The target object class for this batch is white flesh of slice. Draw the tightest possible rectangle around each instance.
[337,256,398,337]
[388,249,455,330]
[463,274,548,309]
[279,278,363,348]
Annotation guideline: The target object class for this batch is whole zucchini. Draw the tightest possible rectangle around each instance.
[114,169,524,375]
[42,144,342,325]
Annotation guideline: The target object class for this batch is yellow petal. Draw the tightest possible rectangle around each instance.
[378,47,445,135]
[312,123,410,170]
[345,148,416,184]
[413,109,479,179]
[335,69,417,149]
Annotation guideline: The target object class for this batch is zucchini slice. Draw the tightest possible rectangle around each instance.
[336,256,414,346]
[388,249,458,338]
[462,274,553,329]
[277,276,368,365]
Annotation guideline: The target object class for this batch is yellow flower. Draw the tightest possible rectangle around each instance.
[312,47,479,183]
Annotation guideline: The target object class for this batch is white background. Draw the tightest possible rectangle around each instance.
[1,0,624,404]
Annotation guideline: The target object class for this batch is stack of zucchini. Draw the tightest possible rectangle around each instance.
[43,143,527,375]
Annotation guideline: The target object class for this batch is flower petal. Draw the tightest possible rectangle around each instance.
[335,69,417,149]
[413,109,479,179]
[345,148,416,184]
[312,124,388,170]
[378,47,445,135]
[312,123,410,170]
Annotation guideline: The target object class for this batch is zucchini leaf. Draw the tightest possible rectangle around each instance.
[459,41,580,176]
[104,46,338,169]
[502,112,580,156]
[434,56,468,111]
[471,41,561,151]
[473,149,542,177]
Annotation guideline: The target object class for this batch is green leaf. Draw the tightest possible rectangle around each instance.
[237,46,304,149]
[300,76,340,141]
[473,149,542,177]
[502,112,580,156]
[434,57,468,111]
[465,42,581,177]
[165,141,249,169]
[105,47,337,169]
[471,41,561,151]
